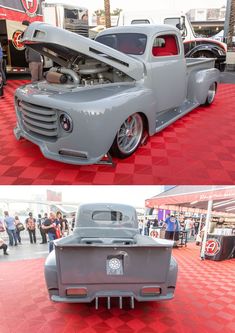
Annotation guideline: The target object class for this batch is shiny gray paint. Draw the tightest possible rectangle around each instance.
[14,23,219,165]
[44,203,178,305]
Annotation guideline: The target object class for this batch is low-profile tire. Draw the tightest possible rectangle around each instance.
[203,82,217,106]
[110,113,144,159]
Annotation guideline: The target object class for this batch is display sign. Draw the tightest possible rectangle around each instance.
[205,239,221,256]
[0,0,42,22]
[12,30,25,50]
[47,190,62,202]
[204,234,235,261]
[21,0,39,17]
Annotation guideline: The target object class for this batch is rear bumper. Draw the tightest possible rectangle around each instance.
[51,290,175,303]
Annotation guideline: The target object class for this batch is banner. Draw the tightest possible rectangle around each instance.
[0,0,43,22]
[47,190,62,202]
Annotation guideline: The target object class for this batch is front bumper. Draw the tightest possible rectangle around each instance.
[14,124,105,165]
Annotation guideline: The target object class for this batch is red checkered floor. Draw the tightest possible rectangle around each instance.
[1,80,235,185]
[0,243,234,333]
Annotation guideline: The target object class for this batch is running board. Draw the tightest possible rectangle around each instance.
[95,296,135,309]
[155,101,199,133]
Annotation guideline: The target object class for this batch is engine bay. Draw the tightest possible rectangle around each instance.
[45,59,133,87]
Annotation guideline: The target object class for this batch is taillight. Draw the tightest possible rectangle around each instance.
[141,287,161,296]
[66,288,87,297]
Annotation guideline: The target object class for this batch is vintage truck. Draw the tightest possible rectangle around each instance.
[14,22,219,165]
[44,203,178,309]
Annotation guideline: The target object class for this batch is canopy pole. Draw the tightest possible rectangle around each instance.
[198,214,203,234]
[200,199,213,260]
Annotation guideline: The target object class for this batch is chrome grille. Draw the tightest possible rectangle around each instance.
[18,100,58,137]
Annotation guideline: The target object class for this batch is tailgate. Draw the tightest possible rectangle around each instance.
[55,245,172,285]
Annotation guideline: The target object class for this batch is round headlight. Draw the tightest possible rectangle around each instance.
[60,113,73,132]
[108,258,121,270]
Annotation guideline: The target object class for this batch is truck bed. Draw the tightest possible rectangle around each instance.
[48,234,175,305]
[186,57,215,71]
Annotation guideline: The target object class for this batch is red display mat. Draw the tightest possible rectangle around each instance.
[1,81,235,185]
[0,243,234,333]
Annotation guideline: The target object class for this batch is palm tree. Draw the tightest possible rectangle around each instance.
[104,0,111,28]
[112,8,122,16]
[227,0,235,49]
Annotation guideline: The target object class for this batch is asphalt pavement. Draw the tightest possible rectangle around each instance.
[0,229,50,262]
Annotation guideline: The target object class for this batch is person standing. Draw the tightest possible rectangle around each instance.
[71,214,76,231]
[56,211,63,237]
[164,215,180,243]
[184,217,193,240]
[25,46,43,83]
[138,219,143,234]
[37,214,47,244]
[25,212,36,244]
[4,211,17,246]
[194,220,200,235]
[42,212,58,253]
[14,216,24,244]
[0,42,6,85]
[62,215,69,236]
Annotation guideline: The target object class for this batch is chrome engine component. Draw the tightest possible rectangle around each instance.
[49,61,121,86]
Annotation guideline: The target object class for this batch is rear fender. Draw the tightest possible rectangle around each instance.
[44,251,58,291]
[187,67,219,104]
[167,256,178,288]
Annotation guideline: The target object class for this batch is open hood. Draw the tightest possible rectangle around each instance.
[22,22,144,81]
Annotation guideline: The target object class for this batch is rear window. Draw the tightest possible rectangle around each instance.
[96,33,147,55]
[92,210,123,222]
[152,34,179,57]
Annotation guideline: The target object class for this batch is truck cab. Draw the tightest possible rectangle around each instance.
[118,10,226,70]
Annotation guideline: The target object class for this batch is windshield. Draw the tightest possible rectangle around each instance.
[96,33,147,55]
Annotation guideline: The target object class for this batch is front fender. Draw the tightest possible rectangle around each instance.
[15,82,154,162]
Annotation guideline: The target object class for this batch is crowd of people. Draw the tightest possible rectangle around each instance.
[0,211,73,255]
[1,210,205,256]
[138,214,205,245]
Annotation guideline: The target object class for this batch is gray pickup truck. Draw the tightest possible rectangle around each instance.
[45,203,178,309]
[14,22,219,165]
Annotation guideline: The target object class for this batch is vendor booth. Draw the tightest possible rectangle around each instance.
[146,186,235,260]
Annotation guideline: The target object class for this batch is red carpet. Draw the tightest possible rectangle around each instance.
[0,243,235,333]
[0,80,235,185]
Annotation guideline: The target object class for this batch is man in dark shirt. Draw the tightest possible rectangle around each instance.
[25,46,43,82]
[42,212,58,252]
[23,20,43,82]
[37,214,47,244]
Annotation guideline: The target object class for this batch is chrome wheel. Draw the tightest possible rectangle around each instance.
[116,113,143,156]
